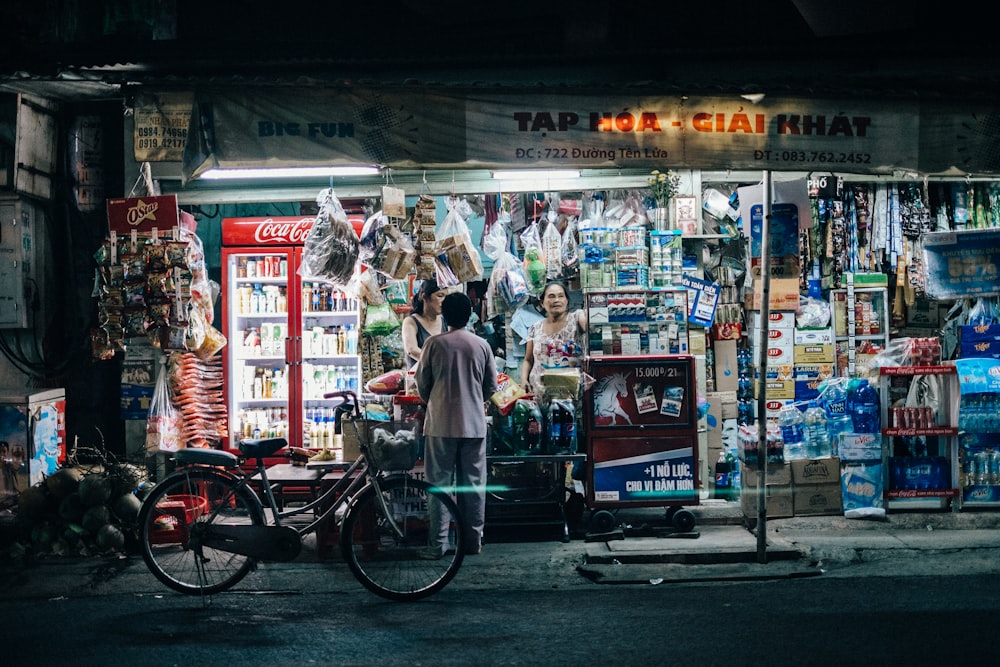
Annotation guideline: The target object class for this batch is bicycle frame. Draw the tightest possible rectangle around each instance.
[176,397,412,551]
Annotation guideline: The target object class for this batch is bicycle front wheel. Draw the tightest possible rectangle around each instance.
[341,476,464,601]
[138,468,265,595]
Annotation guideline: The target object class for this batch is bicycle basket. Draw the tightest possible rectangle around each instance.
[369,423,420,470]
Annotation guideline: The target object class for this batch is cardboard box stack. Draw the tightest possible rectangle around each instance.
[741,456,843,518]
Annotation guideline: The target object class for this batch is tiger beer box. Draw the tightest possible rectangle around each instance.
[960,324,1000,359]
[740,461,793,518]
[791,457,843,516]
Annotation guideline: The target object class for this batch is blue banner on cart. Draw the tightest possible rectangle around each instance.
[923,229,1000,299]
[592,447,695,503]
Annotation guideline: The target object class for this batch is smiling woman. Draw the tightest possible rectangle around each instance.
[520,281,588,395]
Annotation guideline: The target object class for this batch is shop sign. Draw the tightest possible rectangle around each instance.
[221,216,365,246]
[221,216,316,246]
[106,195,179,235]
[923,229,1000,299]
[134,88,1000,178]
[133,91,193,162]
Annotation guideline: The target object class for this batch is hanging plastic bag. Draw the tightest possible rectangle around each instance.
[482,219,509,262]
[519,222,546,296]
[561,218,579,274]
[542,219,563,279]
[146,357,183,453]
[434,207,484,284]
[358,210,388,262]
[298,188,359,286]
[363,301,401,336]
[486,251,529,319]
[367,224,417,279]
[968,297,1000,326]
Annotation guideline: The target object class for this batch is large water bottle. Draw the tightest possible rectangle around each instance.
[849,379,881,434]
[823,380,853,455]
[778,404,806,461]
[803,401,831,458]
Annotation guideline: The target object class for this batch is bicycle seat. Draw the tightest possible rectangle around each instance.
[240,437,289,459]
[173,447,240,468]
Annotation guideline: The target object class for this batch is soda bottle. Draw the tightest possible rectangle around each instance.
[777,404,806,461]
[822,379,852,455]
[803,400,831,458]
[525,400,543,453]
[511,401,529,454]
[849,379,881,434]
[714,450,731,501]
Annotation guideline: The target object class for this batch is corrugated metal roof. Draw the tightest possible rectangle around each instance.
[2,0,1000,103]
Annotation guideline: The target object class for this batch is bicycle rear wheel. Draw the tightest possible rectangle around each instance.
[341,476,464,601]
[138,468,265,595]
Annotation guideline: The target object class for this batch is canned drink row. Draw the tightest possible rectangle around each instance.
[892,406,934,429]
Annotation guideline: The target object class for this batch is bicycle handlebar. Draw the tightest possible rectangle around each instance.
[323,390,362,420]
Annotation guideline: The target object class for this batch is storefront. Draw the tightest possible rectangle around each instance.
[103,87,1000,528]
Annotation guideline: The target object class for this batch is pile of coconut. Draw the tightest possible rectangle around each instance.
[3,456,149,565]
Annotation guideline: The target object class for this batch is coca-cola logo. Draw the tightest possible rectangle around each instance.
[126,199,159,226]
[253,218,314,244]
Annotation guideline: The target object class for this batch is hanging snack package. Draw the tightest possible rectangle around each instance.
[491,372,527,415]
[413,195,438,280]
[298,188,359,286]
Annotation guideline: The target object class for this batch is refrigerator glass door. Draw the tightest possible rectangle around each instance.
[298,246,361,450]
[224,250,293,445]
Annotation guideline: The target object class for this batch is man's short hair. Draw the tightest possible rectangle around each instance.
[441,292,472,328]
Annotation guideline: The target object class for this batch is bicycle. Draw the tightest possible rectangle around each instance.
[137,390,465,602]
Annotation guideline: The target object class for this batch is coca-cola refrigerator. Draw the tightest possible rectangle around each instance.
[221,216,362,452]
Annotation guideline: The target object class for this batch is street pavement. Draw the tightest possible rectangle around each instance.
[4,498,1000,601]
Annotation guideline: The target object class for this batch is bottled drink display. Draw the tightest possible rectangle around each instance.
[547,398,577,454]
[512,398,543,454]
[822,380,853,454]
[803,401,831,458]
[849,379,880,434]
[778,403,806,461]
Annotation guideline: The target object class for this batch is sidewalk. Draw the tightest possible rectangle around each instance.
[4,500,1000,600]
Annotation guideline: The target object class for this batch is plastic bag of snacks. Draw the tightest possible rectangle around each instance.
[298,188,359,287]
[490,372,527,415]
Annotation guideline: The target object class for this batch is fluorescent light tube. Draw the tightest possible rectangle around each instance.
[491,170,581,180]
[200,166,380,180]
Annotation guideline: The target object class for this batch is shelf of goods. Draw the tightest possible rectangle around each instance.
[878,365,960,511]
[229,264,360,452]
[830,284,889,378]
[955,358,1000,509]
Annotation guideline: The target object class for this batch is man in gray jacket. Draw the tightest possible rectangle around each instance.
[417,292,498,557]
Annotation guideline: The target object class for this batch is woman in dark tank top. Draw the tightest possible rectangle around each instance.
[402,279,445,369]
